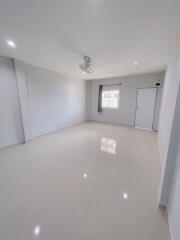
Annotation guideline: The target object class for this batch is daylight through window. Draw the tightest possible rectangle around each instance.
[102,90,119,108]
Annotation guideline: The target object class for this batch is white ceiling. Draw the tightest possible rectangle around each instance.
[0,0,179,80]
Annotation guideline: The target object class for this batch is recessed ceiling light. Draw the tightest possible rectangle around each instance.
[134,61,138,65]
[83,173,88,179]
[7,40,16,48]
[123,192,128,199]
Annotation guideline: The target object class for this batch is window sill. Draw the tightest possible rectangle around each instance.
[102,108,120,111]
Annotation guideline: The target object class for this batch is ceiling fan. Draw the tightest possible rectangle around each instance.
[79,56,94,74]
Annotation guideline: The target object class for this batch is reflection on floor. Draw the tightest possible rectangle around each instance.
[0,122,170,240]
[101,137,116,154]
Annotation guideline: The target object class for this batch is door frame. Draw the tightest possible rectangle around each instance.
[134,87,158,130]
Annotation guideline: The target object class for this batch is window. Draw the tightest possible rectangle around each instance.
[102,90,119,109]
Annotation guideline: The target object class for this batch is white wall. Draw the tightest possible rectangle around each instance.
[158,58,180,204]
[158,57,180,240]
[22,63,87,137]
[87,72,164,130]
[168,138,180,240]
[0,56,24,148]
[0,56,87,147]
[167,84,180,240]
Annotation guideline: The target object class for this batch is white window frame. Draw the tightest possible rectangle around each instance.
[102,89,120,109]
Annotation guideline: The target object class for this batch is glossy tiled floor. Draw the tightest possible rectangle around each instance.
[0,122,170,240]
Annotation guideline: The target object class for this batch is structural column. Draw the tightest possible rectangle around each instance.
[14,59,32,142]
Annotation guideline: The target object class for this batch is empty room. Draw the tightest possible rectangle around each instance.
[0,0,180,239]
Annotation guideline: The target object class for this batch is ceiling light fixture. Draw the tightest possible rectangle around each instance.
[83,173,88,179]
[7,40,16,48]
[79,56,94,74]
[123,192,128,199]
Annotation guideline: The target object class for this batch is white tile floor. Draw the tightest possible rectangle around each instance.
[0,122,170,240]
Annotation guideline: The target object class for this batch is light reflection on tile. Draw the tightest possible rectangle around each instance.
[33,225,41,237]
[0,122,170,240]
[101,137,116,155]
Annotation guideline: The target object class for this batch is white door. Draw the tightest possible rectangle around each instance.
[135,88,157,129]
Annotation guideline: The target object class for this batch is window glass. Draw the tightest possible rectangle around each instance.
[102,90,119,108]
